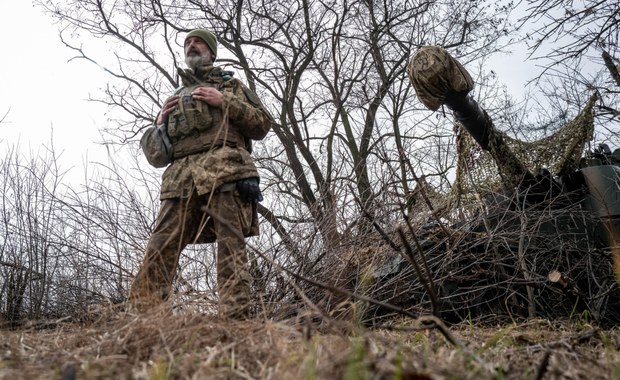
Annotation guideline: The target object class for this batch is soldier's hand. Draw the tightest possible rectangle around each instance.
[192,87,223,107]
[157,95,180,125]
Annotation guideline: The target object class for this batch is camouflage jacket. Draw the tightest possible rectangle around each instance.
[159,65,272,199]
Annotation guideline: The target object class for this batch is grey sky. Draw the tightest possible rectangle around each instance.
[0,2,112,177]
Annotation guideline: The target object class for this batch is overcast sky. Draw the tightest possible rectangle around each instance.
[0,2,116,182]
[0,2,540,185]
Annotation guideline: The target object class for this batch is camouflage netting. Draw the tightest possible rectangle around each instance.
[364,215,620,325]
[449,93,598,210]
[408,46,599,213]
[302,48,619,327]
[311,203,620,326]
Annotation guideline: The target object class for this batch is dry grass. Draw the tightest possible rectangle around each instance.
[1,304,619,380]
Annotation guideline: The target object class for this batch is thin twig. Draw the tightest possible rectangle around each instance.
[533,350,551,380]
[396,228,440,318]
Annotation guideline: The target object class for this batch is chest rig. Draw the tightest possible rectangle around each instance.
[167,67,246,159]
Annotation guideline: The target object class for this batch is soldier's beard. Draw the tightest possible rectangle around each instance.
[185,52,214,70]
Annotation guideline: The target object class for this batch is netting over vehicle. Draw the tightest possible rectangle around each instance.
[407,46,598,214]
[449,93,597,209]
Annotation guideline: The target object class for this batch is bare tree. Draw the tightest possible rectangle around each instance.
[37,0,514,235]
[0,141,164,323]
[519,0,619,72]
[517,0,620,140]
[0,108,9,124]
[28,0,521,315]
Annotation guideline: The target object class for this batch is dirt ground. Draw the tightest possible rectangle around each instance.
[1,307,619,380]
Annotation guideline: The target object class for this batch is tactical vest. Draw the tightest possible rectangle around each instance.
[167,73,246,160]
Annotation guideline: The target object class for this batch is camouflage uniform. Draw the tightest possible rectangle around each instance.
[130,64,272,318]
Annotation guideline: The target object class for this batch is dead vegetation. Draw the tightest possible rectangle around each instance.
[1,304,619,380]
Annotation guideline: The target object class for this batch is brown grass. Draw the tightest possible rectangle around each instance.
[1,304,619,380]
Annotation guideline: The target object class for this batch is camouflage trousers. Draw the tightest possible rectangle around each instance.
[129,186,253,319]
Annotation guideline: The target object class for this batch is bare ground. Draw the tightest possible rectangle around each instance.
[1,304,619,380]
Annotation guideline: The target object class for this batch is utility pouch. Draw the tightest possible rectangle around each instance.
[140,124,173,168]
[178,93,205,131]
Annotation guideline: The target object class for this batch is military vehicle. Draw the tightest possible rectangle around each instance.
[363,47,620,325]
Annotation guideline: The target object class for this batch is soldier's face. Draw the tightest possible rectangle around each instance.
[185,37,212,58]
[184,37,214,69]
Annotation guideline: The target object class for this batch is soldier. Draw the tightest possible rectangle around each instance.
[130,29,273,319]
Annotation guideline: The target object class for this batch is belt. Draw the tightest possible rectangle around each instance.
[172,133,245,160]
